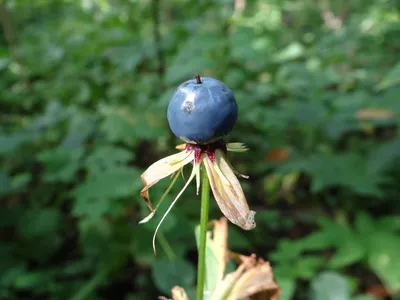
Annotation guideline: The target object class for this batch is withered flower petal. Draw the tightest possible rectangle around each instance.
[204,150,256,230]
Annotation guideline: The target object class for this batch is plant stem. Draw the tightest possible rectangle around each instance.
[196,166,210,300]
[158,232,176,260]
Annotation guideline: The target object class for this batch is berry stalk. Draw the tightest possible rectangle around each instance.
[196,166,210,300]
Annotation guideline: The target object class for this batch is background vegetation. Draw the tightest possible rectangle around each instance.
[1,0,399,299]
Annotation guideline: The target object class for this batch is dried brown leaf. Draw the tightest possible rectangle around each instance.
[228,255,281,300]
[356,108,395,121]
[210,217,229,285]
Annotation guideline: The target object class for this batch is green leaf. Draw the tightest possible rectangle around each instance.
[367,233,400,294]
[310,271,350,300]
[17,209,63,238]
[275,276,296,300]
[14,271,52,290]
[295,256,325,279]
[166,33,220,85]
[271,239,303,262]
[355,212,376,236]
[351,295,379,300]
[72,167,142,218]
[273,42,305,63]
[16,209,64,261]
[99,104,167,145]
[299,231,336,251]
[104,44,142,75]
[367,139,400,172]
[85,145,133,176]
[282,153,386,196]
[151,259,195,294]
[0,171,10,195]
[0,134,33,155]
[38,147,84,182]
[329,238,366,268]
[376,61,400,90]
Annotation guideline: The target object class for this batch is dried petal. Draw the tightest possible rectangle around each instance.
[140,150,194,213]
[204,150,256,230]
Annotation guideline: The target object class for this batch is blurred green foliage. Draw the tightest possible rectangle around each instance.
[1,0,399,299]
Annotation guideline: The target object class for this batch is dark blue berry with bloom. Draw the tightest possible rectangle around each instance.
[167,75,238,144]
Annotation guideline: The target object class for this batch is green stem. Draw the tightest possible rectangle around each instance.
[196,166,210,300]
[158,232,176,260]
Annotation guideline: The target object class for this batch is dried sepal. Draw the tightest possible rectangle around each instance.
[175,143,186,151]
[152,164,197,254]
[204,150,256,230]
[227,142,249,152]
[139,171,180,224]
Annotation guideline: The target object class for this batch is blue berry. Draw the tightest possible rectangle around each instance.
[167,76,238,144]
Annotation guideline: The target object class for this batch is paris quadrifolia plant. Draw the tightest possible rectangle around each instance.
[139,74,257,299]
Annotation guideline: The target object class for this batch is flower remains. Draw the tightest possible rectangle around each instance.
[139,140,256,253]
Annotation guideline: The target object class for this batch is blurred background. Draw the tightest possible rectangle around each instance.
[1,0,399,299]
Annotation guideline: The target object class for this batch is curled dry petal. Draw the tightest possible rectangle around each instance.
[140,150,194,212]
[204,150,256,230]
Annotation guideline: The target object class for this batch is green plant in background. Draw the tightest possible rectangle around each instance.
[0,0,399,299]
